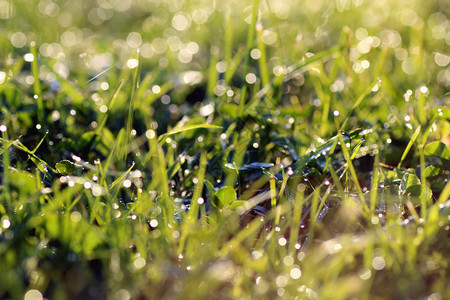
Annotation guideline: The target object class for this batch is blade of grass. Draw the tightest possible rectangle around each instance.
[339,134,370,214]
[224,47,246,85]
[238,0,260,116]
[254,45,343,100]
[143,81,172,106]
[340,78,381,130]
[397,125,421,169]
[370,152,380,215]
[95,80,125,135]
[206,50,219,99]
[224,10,233,85]
[179,152,207,256]
[157,124,222,143]
[9,139,56,173]
[30,42,43,126]
[187,152,207,222]
[308,188,321,243]
[1,130,11,206]
[148,130,173,229]
[125,50,141,161]
[437,180,450,205]
[46,63,85,105]
[270,175,279,225]
[110,162,135,189]
[256,23,270,88]
[31,130,48,154]
[289,184,305,254]
[418,133,430,217]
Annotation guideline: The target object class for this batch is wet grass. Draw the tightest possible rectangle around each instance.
[1,0,449,299]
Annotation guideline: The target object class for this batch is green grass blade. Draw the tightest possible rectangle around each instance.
[340,78,381,130]
[110,162,135,189]
[238,0,260,116]
[96,80,125,135]
[1,130,11,205]
[30,42,43,125]
[157,124,222,143]
[397,125,421,169]
[31,130,48,154]
[256,24,270,88]
[339,134,370,214]
[125,50,141,160]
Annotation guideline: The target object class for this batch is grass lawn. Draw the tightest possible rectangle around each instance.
[0,0,449,299]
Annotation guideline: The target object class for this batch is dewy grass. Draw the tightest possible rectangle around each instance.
[0,0,449,299]
[30,42,43,126]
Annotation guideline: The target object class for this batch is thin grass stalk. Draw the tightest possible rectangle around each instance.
[397,125,421,169]
[224,10,233,85]
[289,185,304,254]
[30,42,43,126]
[125,49,141,161]
[1,130,10,207]
[370,152,380,215]
[256,23,270,88]
[307,189,321,243]
[238,0,259,116]
[338,134,370,215]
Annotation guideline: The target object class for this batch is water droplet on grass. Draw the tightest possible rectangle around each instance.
[283,255,294,266]
[359,269,372,280]
[70,211,82,223]
[123,180,132,188]
[24,289,43,300]
[1,218,11,229]
[149,219,158,228]
[290,267,302,279]
[372,256,386,270]
[127,59,138,69]
[275,275,288,287]
[24,53,34,62]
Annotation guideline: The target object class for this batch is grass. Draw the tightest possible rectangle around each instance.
[1,0,449,299]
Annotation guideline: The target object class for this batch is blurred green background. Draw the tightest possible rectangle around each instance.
[1,0,448,91]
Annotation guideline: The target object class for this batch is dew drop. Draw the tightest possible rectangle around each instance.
[278,237,287,246]
[149,219,158,228]
[372,256,386,270]
[359,269,372,280]
[24,289,43,300]
[24,53,35,62]
[123,180,132,188]
[290,267,302,279]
